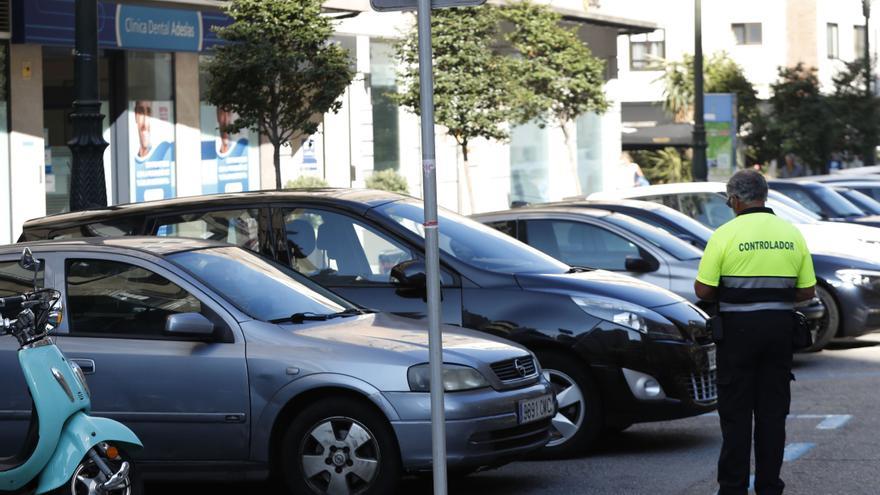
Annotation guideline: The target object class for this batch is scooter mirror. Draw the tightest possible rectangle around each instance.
[19,248,38,272]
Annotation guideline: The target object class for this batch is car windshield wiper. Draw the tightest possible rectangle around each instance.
[566,266,594,273]
[270,308,372,324]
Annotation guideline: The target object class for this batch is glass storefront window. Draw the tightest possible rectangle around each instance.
[510,122,550,206]
[577,112,604,195]
[42,47,111,214]
[370,40,400,172]
[126,52,176,202]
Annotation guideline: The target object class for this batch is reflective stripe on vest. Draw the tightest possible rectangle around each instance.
[718,275,797,306]
[719,301,796,312]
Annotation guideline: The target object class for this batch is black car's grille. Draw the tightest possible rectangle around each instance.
[490,356,538,382]
[468,418,552,452]
[683,369,718,404]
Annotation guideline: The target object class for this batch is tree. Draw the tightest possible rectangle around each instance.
[659,53,764,163]
[285,176,329,189]
[500,1,609,195]
[204,0,354,189]
[766,64,832,173]
[830,58,880,163]
[631,148,692,184]
[395,7,516,211]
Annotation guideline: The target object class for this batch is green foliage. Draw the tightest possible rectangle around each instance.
[829,58,880,161]
[500,1,609,127]
[394,6,515,159]
[204,0,354,188]
[631,148,692,184]
[366,169,409,194]
[284,176,329,189]
[765,64,831,172]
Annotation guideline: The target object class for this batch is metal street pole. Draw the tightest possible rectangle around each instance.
[864,0,876,165]
[692,0,708,181]
[416,0,448,493]
[69,0,109,211]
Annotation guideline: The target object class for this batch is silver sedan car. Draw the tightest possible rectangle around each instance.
[0,238,555,494]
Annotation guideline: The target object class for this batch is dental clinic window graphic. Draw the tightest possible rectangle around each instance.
[200,105,259,194]
[129,100,176,202]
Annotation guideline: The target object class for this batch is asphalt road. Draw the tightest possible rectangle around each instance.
[151,335,880,494]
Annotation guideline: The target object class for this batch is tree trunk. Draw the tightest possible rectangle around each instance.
[273,142,282,190]
[461,141,476,214]
[561,123,582,197]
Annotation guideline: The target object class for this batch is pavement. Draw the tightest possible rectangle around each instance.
[152,335,880,494]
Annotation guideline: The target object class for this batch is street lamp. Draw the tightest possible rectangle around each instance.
[864,0,876,165]
[68,0,109,211]
[692,0,707,181]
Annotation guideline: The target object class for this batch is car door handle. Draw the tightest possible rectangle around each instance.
[71,359,96,375]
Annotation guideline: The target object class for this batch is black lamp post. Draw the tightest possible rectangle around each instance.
[864,0,876,166]
[692,0,708,181]
[68,0,109,211]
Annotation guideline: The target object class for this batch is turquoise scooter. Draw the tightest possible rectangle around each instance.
[0,248,142,494]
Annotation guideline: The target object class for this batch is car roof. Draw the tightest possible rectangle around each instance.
[827,180,880,188]
[587,182,727,199]
[474,205,613,219]
[22,188,407,229]
[2,236,227,257]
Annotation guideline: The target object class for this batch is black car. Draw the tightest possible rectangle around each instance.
[768,180,880,227]
[20,189,717,457]
[573,198,880,351]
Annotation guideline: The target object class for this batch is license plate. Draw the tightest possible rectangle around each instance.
[518,394,555,425]
[707,347,717,371]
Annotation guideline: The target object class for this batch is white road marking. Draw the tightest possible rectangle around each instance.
[782,442,816,462]
[700,412,853,430]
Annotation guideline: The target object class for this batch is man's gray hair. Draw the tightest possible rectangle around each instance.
[726,169,768,203]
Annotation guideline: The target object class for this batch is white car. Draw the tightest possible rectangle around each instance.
[589,182,880,261]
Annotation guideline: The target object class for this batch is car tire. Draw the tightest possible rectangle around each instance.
[806,285,839,352]
[279,396,402,495]
[531,351,603,459]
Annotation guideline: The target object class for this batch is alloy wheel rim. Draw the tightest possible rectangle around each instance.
[813,287,839,347]
[543,369,586,448]
[300,416,381,495]
[70,456,131,495]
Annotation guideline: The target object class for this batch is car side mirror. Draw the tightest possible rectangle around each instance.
[625,256,655,273]
[165,313,215,338]
[390,260,427,288]
[19,248,38,272]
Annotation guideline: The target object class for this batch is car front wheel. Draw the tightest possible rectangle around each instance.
[532,351,602,459]
[280,396,402,495]
[806,285,839,352]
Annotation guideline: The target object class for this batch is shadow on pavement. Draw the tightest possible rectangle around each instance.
[594,429,715,456]
[824,338,880,350]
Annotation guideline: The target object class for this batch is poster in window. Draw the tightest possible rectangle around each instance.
[129,100,176,202]
[200,105,260,194]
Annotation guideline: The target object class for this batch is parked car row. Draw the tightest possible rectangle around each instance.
[6,190,719,493]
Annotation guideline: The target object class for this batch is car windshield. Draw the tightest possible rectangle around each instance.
[169,246,351,322]
[602,214,703,260]
[375,201,569,274]
[838,189,880,215]
[767,190,822,220]
[767,199,820,224]
[646,206,714,245]
[810,185,866,217]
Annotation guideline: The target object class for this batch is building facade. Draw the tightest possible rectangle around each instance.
[0,0,652,244]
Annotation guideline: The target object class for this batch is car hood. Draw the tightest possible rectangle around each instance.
[291,312,530,368]
[514,269,688,309]
[796,222,880,261]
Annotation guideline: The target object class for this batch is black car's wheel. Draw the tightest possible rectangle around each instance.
[806,285,839,352]
[531,351,602,459]
[51,446,140,495]
[280,397,402,495]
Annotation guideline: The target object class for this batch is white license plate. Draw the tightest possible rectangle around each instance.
[707,347,717,371]
[518,394,555,425]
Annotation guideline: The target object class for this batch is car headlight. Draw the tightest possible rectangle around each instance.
[407,363,490,392]
[835,269,880,289]
[70,362,90,398]
[571,295,682,340]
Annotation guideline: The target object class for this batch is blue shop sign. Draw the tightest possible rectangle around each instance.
[116,5,202,51]
[12,0,229,52]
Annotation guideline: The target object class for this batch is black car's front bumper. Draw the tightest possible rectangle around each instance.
[832,282,880,337]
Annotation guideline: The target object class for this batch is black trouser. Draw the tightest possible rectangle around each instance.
[717,310,794,495]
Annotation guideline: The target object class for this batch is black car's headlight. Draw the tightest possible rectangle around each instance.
[835,269,880,290]
[571,295,683,340]
[407,363,490,392]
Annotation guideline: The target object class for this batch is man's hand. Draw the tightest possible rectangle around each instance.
[694,280,718,301]
[795,286,816,302]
